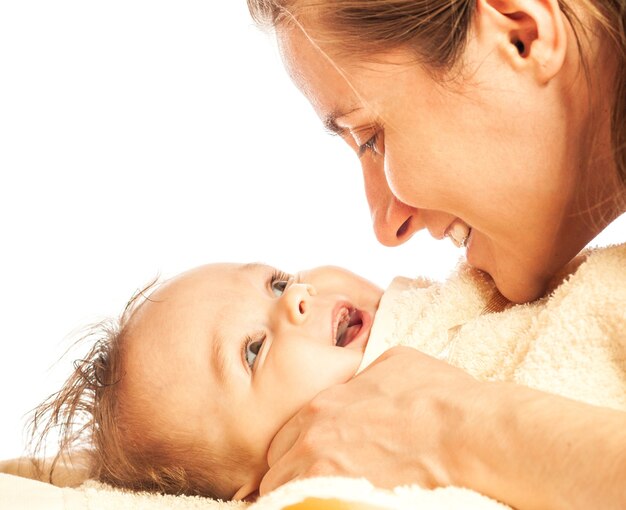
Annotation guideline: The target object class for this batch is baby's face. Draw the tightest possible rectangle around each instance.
[123,263,382,499]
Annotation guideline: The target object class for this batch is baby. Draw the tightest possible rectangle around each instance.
[32,244,626,503]
[32,263,384,501]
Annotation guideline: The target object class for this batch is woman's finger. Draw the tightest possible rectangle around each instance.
[260,446,304,495]
[265,409,304,468]
[261,347,441,495]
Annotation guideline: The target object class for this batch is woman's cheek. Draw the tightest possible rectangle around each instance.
[383,150,427,208]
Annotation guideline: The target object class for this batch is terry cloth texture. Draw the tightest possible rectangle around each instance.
[2,243,624,510]
[0,474,247,510]
[159,240,626,510]
[358,243,626,412]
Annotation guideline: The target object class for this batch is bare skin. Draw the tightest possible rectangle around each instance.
[254,0,626,507]
[121,263,382,499]
[276,0,622,305]
[262,348,626,509]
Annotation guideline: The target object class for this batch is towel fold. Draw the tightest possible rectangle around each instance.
[3,243,624,509]
[359,243,626,411]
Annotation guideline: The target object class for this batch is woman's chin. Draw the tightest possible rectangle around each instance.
[496,276,548,304]
[484,260,551,304]
[467,236,550,304]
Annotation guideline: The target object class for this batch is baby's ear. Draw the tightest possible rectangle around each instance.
[243,489,260,502]
[232,481,259,501]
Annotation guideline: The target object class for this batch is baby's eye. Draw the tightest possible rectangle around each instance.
[245,337,264,369]
[271,279,288,297]
[270,269,291,297]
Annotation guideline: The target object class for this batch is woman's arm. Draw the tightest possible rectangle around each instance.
[467,379,626,509]
[260,347,626,509]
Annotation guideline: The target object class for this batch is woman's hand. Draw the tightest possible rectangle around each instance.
[259,346,483,495]
[260,346,626,510]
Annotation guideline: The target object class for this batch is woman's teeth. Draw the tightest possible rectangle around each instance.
[446,220,471,248]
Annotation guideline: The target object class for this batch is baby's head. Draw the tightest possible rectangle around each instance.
[34,263,381,500]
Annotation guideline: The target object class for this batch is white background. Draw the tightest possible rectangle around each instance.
[0,2,624,460]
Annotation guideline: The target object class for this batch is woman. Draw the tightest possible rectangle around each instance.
[246,0,626,508]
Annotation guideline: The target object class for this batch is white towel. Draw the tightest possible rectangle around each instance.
[359,242,626,411]
[251,242,626,509]
[4,243,624,509]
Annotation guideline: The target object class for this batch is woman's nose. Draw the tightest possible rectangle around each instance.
[279,283,316,324]
[371,194,419,247]
[361,161,420,247]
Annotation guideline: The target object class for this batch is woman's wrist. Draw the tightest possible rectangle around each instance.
[453,380,626,509]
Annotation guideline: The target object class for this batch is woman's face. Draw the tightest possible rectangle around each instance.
[276,17,598,303]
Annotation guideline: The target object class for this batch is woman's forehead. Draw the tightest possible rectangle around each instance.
[277,23,428,131]
[277,25,359,116]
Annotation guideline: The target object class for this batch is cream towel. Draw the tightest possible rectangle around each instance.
[3,244,624,509]
[358,242,626,411]
[249,476,509,509]
[252,242,626,509]
[250,243,626,509]
[0,473,247,510]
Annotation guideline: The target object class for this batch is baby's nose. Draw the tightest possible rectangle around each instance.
[282,283,315,323]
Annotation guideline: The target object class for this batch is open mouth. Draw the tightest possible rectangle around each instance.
[333,307,364,347]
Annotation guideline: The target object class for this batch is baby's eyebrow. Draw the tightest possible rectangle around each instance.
[240,262,269,274]
[210,331,230,387]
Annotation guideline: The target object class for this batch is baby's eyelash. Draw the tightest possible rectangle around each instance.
[269,269,292,287]
[243,332,266,373]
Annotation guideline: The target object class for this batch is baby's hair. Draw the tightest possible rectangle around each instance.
[27,277,247,499]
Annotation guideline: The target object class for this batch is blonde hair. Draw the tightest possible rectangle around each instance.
[247,0,626,185]
[29,281,245,499]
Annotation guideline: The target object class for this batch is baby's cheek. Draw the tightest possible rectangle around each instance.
[273,344,358,406]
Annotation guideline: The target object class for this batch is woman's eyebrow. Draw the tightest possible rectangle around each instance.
[323,107,361,136]
[324,113,346,136]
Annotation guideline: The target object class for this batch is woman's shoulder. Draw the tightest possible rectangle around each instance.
[546,241,626,292]
[545,242,626,326]
[571,242,626,285]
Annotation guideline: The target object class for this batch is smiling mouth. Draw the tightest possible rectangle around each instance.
[445,219,472,248]
[334,307,364,347]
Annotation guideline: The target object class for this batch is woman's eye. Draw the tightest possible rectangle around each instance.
[358,132,384,158]
[245,338,264,369]
[271,279,288,297]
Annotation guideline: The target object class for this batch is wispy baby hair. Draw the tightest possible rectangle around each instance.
[27,280,155,487]
[28,275,248,499]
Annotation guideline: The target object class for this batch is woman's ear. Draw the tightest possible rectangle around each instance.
[474,0,567,84]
